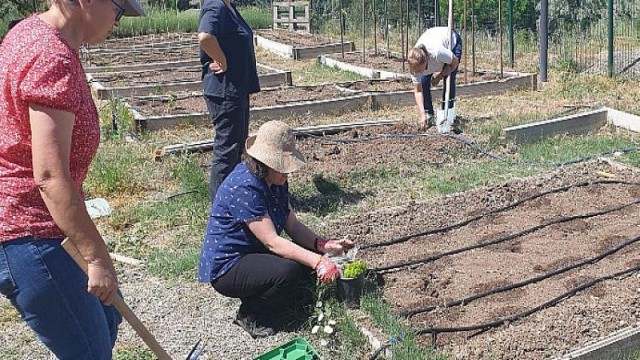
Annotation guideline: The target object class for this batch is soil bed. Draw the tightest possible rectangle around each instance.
[83,45,199,67]
[129,84,352,116]
[293,123,475,183]
[318,162,640,360]
[94,32,198,49]
[90,65,272,86]
[256,29,346,47]
[328,51,503,82]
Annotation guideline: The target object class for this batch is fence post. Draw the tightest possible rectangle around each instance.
[539,0,548,82]
[608,0,614,77]
[508,0,514,67]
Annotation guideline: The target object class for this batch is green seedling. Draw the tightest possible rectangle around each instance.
[342,260,367,279]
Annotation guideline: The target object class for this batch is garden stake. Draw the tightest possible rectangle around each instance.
[61,238,204,360]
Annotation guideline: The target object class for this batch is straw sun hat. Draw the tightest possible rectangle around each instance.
[246,121,305,174]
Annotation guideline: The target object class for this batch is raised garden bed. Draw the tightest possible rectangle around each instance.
[301,138,640,360]
[126,84,370,131]
[88,63,292,99]
[255,29,355,60]
[352,74,537,109]
[98,32,198,49]
[320,51,514,83]
[83,44,200,67]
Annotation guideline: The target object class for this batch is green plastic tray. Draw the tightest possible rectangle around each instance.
[254,337,321,360]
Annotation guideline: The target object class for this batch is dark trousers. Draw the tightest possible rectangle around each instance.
[212,254,313,320]
[421,30,463,116]
[204,95,250,200]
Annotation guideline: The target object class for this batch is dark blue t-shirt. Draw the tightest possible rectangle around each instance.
[198,0,260,98]
[198,163,291,282]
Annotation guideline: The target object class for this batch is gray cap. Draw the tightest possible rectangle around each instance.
[122,0,146,17]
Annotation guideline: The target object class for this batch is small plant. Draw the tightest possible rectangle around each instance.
[342,260,367,279]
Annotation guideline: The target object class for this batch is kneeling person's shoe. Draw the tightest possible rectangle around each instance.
[234,310,276,339]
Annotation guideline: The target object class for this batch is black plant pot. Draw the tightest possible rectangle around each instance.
[337,273,365,309]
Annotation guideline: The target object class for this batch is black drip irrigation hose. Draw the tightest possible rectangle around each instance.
[372,198,640,273]
[367,237,640,360]
[297,129,640,168]
[399,234,640,318]
[362,179,640,251]
[413,263,640,346]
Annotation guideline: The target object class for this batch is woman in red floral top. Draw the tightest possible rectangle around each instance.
[0,0,143,358]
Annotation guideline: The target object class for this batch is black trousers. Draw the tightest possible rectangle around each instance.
[204,95,250,200]
[212,253,314,319]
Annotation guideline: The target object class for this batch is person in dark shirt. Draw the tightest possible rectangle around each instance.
[198,0,260,200]
[198,121,353,338]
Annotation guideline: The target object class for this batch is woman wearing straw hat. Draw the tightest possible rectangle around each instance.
[198,121,354,338]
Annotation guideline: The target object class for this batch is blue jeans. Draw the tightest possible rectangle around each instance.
[421,30,463,116]
[0,237,121,359]
[204,95,250,200]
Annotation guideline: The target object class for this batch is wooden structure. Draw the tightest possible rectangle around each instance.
[272,1,310,32]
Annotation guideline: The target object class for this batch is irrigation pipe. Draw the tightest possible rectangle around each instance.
[367,237,640,359]
[413,262,640,346]
[372,197,640,273]
[360,179,640,250]
[399,233,640,318]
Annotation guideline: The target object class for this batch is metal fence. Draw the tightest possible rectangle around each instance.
[308,0,640,79]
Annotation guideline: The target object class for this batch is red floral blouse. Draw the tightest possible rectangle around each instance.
[0,15,100,241]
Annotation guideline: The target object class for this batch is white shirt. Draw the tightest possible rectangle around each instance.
[410,27,458,84]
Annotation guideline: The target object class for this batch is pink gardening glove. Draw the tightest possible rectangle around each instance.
[316,237,355,256]
[314,256,340,284]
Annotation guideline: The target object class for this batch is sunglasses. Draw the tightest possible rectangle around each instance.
[111,0,125,22]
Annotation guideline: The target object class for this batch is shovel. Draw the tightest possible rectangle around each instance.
[61,238,205,360]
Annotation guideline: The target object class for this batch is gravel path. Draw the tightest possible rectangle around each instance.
[0,264,302,359]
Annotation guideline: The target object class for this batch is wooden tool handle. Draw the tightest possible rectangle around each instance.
[61,238,173,360]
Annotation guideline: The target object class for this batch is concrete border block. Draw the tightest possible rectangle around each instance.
[255,34,355,60]
[503,108,609,143]
[318,52,410,80]
[88,63,292,99]
[605,107,640,133]
[131,93,371,132]
[555,322,640,360]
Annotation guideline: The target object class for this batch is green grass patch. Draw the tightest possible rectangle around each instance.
[111,189,208,234]
[98,98,138,138]
[361,294,447,360]
[0,302,19,324]
[240,6,272,29]
[147,245,200,280]
[85,144,152,198]
[114,347,155,360]
[519,133,640,165]
[295,62,366,85]
[114,8,199,37]
[113,6,270,38]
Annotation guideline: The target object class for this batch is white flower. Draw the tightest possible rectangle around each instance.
[320,339,328,346]
[311,325,320,334]
[323,325,334,334]
[318,312,324,322]
[328,320,336,325]
[316,301,323,308]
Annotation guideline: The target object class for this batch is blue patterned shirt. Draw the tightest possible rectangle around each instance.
[198,162,290,282]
